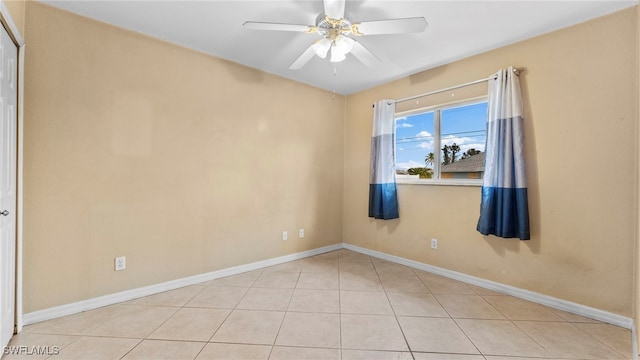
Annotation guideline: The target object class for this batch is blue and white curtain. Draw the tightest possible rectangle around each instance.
[369,99,399,220]
[477,67,530,240]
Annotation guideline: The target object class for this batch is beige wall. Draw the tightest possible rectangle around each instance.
[635,3,640,346]
[4,0,25,38]
[21,1,640,320]
[23,2,344,312]
[344,8,638,316]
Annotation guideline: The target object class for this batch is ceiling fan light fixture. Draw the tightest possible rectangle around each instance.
[245,0,428,70]
[312,38,332,58]
[335,35,355,53]
[330,44,347,62]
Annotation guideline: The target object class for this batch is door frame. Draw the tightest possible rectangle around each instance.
[0,0,24,334]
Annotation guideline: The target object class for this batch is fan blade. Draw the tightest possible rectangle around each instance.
[289,45,316,70]
[350,41,381,67]
[354,17,427,35]
[243,21,315,33]
[323,0,345,19]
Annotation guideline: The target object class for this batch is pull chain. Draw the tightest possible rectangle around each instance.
[332,64,337,100]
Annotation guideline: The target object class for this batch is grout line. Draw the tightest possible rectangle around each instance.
[371,259,414,358]
[18,249,636,359]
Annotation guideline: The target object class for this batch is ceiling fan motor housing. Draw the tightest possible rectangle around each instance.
[315,13,352,40]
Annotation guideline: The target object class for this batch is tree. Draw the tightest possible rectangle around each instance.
[407,167,432,179]
[461,148,481,159]
[442,145,451,165]
[450,143,461,163]
[424,152,434,168]
[442,143,461,165]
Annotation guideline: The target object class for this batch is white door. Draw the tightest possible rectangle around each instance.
[0,22,18,350]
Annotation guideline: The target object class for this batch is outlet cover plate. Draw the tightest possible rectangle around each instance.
[115,256,126,271]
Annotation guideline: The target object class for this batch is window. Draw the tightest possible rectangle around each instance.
[395,99,487,183]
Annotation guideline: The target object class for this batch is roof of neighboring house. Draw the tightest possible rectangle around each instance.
[441,153,485,173]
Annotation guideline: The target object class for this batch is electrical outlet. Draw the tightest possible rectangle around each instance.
[282,231,288,241]
[115,256,126,271]
[431,239,438,249]
[299,229,304,238]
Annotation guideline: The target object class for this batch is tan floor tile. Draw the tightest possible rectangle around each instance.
[340,274,384,291]
[482,295,564,321]
[184,286,248,309]
[124,286,204,307]
[374,263,415,277]
[269,346,340,359]
[89,305,178,338]
[397,316,479,354]
[340,291,393,315]
[341,314,408,351]
[296,272,339,290]
[3,333,79,360]
[435,294,505,319]
[148,308,230,341]
[312,251,340,261]
[288,289,340,313]
[262,261,304,273]
[203,270,263,287]
[236,287,293,311]
[253,271,300,288]
[516,320,624,359]
[301,259,339,273]
[370,258,392,264]
[21,257,632,360]
[386,292,449,317]
[417,273,476,294]
[572,322,633,357]
[483,357,555,360]
[380,275,429,293]
[548,308,602,323]
[468,285,503,296]
[23,305,138,336]
[210,309,285,345]
[195,343,271,360]
[342,349,413,360]
[455,319,552,357]
[339,262,377,275]
[53,336,140,360]
[121,339,205,360]
[338,250,373,263]
[275,312,340,348]
[413,354,485,360]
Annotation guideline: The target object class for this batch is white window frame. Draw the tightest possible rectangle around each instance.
[395,96,487,187]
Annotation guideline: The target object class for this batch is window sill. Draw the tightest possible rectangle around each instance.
[396,179,483,187]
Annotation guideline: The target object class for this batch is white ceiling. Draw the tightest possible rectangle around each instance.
[41,0,637,95]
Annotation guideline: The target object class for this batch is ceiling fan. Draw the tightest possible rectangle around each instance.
[243,0,428,70]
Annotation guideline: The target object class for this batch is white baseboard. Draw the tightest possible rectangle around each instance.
[22,243,342,326]
[343,243,635,331]
[22,240,636,358]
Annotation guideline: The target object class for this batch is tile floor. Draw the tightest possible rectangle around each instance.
[5,249,633,359]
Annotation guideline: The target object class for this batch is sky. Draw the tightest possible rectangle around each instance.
[395,102,487,170]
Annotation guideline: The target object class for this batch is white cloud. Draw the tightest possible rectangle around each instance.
[416,130,432,138]
[417,142,432,149]
[396,160,425,170]
[459,143,485,154]
[397,123,414,128]
[398,147,405,151]
[441,135,473,146]
[395,117,407,122]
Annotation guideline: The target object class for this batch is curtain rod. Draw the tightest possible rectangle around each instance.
[378,67,524,107]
